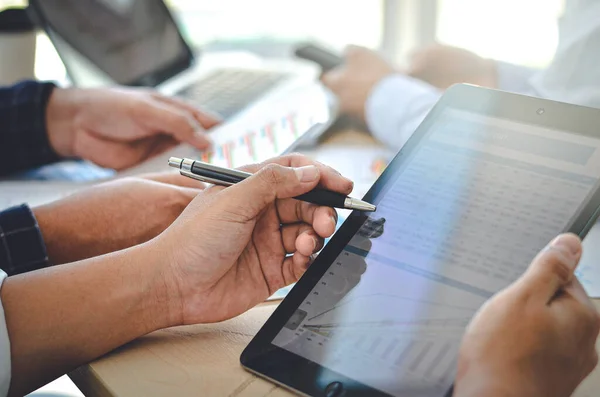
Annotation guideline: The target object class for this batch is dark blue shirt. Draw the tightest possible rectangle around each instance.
[0,81,58,275]
[0,80,60,176]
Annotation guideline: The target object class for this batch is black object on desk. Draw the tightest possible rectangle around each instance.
[168,157,376,212]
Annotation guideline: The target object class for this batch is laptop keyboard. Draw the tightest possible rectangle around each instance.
[177,69,288,119]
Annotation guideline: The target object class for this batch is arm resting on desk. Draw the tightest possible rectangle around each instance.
[0,243,176,396]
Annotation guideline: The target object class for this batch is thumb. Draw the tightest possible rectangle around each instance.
[519,233,582,303]
[216,164,321,218]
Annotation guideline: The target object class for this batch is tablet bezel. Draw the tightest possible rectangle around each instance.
[241,84,600,397]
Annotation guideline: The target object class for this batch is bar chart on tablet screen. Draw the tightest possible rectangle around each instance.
[272,236,486,396]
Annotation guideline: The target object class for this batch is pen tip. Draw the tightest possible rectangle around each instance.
[345,198,377,212]
[168,157,183,169]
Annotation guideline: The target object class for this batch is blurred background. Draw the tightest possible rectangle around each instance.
[1,0,564,83]
[0,0,566,395]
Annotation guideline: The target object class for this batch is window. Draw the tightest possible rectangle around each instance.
[436,0,565,67]
[166,0,384,51]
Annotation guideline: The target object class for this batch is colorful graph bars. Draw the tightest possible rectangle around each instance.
[198,111,315,168]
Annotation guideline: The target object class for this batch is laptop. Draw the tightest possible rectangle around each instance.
[27,0,320,120]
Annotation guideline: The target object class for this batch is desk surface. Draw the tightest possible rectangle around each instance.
[68,129,600,397]
[69,301,600,397]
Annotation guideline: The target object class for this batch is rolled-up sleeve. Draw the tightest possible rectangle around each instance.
[0,205,50,276]
[0,80,61,176]
[0,269,10,397]
[365,74,441,152]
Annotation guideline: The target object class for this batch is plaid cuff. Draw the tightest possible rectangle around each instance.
[0,80,62,176]
[0,204,50,276]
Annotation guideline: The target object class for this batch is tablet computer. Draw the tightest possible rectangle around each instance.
[241,84,600,397]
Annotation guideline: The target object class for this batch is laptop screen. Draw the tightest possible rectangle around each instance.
[32,0,192,85]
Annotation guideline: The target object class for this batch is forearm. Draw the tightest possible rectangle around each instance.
[1,242,177,396]
[0,81,62,176]
[32,177,199,265]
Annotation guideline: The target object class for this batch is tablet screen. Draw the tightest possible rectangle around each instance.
[271,108,600,396]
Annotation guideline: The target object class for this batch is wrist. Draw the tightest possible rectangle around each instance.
[134,240,184,330]
[45,87,82,158]
[33,202,86,265]
[32,203,62,264]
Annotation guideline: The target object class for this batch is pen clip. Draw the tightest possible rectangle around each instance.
[179,170,235,187]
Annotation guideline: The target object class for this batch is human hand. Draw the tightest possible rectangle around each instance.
[33,173,205,265]
[454,234,600,397]
[150,154,354,325]
[407,43,497,90]
[322,45,395,120]
[46,87,221,170]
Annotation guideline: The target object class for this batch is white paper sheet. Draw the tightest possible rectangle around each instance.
[119,83,332,177]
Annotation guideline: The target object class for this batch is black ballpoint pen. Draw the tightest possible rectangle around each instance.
[168,157,377,212]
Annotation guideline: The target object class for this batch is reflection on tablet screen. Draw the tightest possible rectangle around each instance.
[272,108,600,396]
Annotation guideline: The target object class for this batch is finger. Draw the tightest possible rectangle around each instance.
[214,163,322,220]
[138,172,207,189]
[137,100,212,150]
[296,231,325,256]
[321,68,345,91]
[519,233,582,304]
[277,200,337,237]
[282,256,303,285]
[563,277,597,313]
[76,132,154,170]
[281,223,324,256]
[293,252,313,278]
[239,153,354,194]
[282,254,312,283]
[146,135,180,158]
[554,278,600,350]
[281,223,314,253]
[151,93,222,128]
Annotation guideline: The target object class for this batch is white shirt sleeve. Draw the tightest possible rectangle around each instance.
[495,61,538,93]
[0,270,10,397]
[524,0,600,108]
[365,0,600,152]
[365,74,441,151]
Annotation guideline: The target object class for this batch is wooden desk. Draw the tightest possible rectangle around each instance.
[69,300,600,397]
[68,130,600,396]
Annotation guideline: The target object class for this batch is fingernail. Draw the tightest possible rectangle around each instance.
[294,165,319,182]
[193,129,209,145]
[550,234,581,257]
[330,216,337,229]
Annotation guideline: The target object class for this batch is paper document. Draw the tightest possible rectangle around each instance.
[302,145,395,200]
[120,83,332,177]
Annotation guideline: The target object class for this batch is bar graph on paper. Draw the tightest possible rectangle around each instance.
[198,112,307,168]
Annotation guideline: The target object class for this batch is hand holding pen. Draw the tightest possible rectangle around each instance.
[168,157,376,211]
